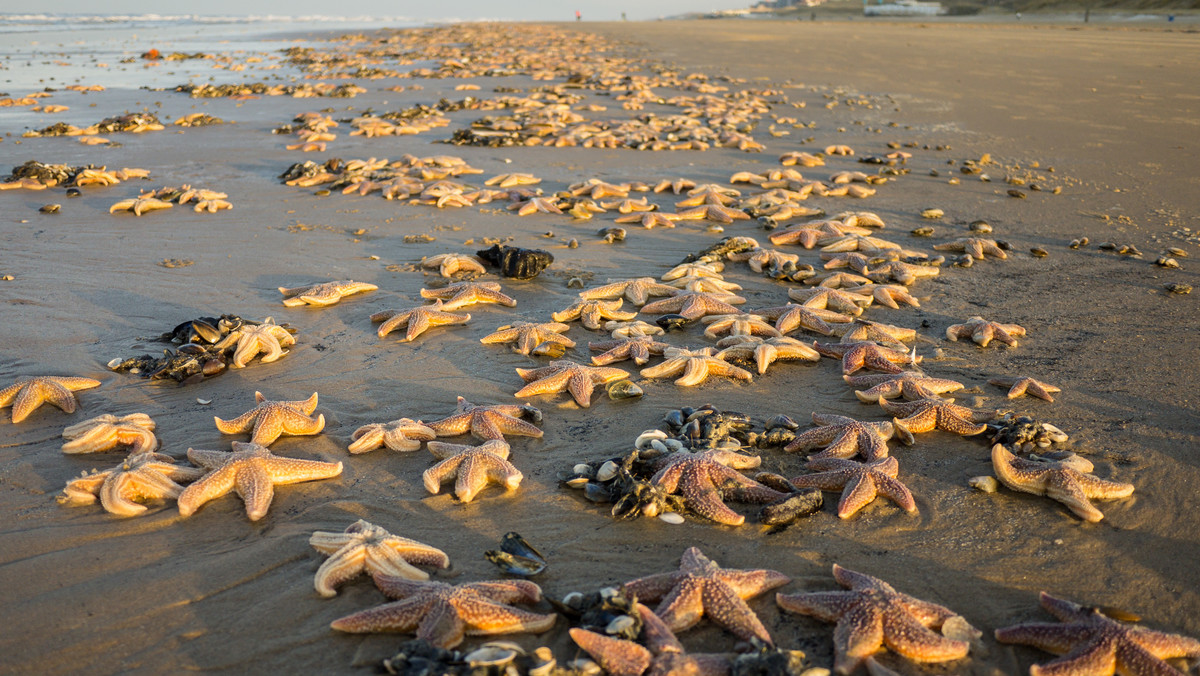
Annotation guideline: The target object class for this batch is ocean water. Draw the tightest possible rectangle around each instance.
[0,14,419,93]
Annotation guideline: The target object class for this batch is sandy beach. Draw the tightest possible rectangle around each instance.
[1,16,1198,676]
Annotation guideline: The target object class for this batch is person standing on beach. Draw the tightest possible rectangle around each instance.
[576,10,582,21]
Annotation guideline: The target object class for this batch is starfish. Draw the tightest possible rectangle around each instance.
[606,320,666,338]
[58,452,204,517]
[989,376,1061,402]
[934,237,1008,260]
[480,321,575,356]
[219,319,296,368]
[807,271,873,289]
[856,283,921,309]
[108,195,174,216]
[756,302,851,336]
[571,179,630,199]
[792,456,917,518]
[867,260,940,286]
[675,204,750,224]
[213,391,325,445]
[814,341,920,375]
[648,449,788,526]
[421,253,486,277]
[819,234,903,254]
[570,602,732,676]
[783,413,897,460]
[788,286,872,316]
[995,592,1200,675]
[701,313,781,340]
[178,442,343,520]
[507,196,563,216]
[1,375,101,423]
[991,444,1134,522]
[661,262,724,281]
[348,418,436,454]
[589,335,671,366]
[846,372,965,403]
[653,177,697,194]
[667,276,743,295]
[641,291,746,320]
[514,360,630,407]
[372,301,471,342]
[776,564,970,674]
[329,577,556,648]
[614,211,679,229]
[278,280,378,307]
[580,277,679,306]
[821,251,875,274]
[419,281,515,311]
[832,319,917,352]
[309,519,449,596]
[622,546,790,642]
[677,184,740,207]
[946,316,1027,348]
[730,247,800,274]
[60,413,158,455]
[552,298,638,331]
[881,397,992,436]
[768,221,847,249]
[601,197,657,214]
[640,347,753,387]
[425,397,543,442]
[716,336,820,374]
[423,439,523,503]
[484,172,540,188]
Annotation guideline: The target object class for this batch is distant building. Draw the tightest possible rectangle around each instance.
[863,0,946,15]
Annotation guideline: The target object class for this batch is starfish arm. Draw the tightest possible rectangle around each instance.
[836,473,880,518]
[348,425,386,454]
[784,426,840,453]
[567,371,596,407]
[570,628,653,676]
[477,411,543,441]
[640,358,685,380]
[1073,472,1135,501]
[513,370,573,398]
[330,596,436,634]
[623,572,687,603]
[655,578,707,633]
[995,622,1101,655]
[777,590,858,623]
[98,473,153,516]
[807,428,862,460]
[452,596,556,636]
[872,474,918,514]
[679,468,746,525]
[214,410,260,435]
[364,544,430,582]
[379,537,451,571]
[426,412,474,437]
[717,569,792,600]
[314,545,369,596]
[676,359,713,387]
[792,469,855,492]
[423,455,465,495]
[834,604,886,675]
[1044,473,1108,522]
[1030,639,1120,676]
[271,408,327,441]
[881,608,970,663]
[701,580,774,644]
[1128,626,1200,661]
[259,456,342,485]
[177,465,237,517]
[889,407,939,434]
[235,463,276,521]
[15,381,77,421]
[462,580,544,605]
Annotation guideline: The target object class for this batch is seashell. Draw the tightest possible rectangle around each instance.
[520,403,544,424]
[532,341,567,358]
[607,380,643,400]
[39,204,60,214]
[584,483,612,503]
[754,472,796,493]
[968,220,991,233]
[66,188,82,197]
[910,226,934,237]
[655,314,690,332]
[662,439,684,452]
[920,207,944,219]
[598,227,626,243]
[969,475,999,493]
[463,645,520,667]
[1097,606,1142,623]
[1165,283,1192,294]
[1007,189,1026,199]
[649,439,669,455]
[759,488,824,525]
[565,476,590,489]
[1030,247,1048,258]
[1069,237,1088,249]
[663,409,686,428]
[941,616,983,644]
[1167,247,1187,258]
[658,512,685,525]
[569,658,603,676]
[476,244,554,279]
[1098,242,1118,251]
[528,649,556,676]
[1155,256,1180,268]
[568,238,579,249]
[606,615,636,635]
[596,461,619,482]
[484,550,546,576]
[765,414,800,431]
[196,398,212,405]
[562,591,584,609]
[567,277,585,289]
[107,357,125,369]
[573,463,595,477]
[635,429,668,449]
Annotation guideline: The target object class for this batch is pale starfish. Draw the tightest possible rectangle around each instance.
[701,313,781,340]
[419,281,515,311]
[819,234,902,254]
[606,320,666,338]
[309,520,449,596]
[666,275,744,295]
[675,204,750,224]
[640,347,753,387]
[580,277,678,306]
[480,321,575,356]
[716,336,820,374]
[654,177,698,194]
[589,335,671,366]
[614,212,679,229]
[514,360,630,407]
[58,452,204,517]
[622,546,790,642]
[994,592,1200,675]
[423,439,523,502]
[989,376,1061,402]
[946,316,1027,348]
[372,301,471,342]
[279,280,377,307]
[507,196,563,216]
[880,397,992,436]
[783,413,897,460]
[832,318,917,352]
[934,237,1007,260]
[788,286,872,316]
[61,413,157,455]
[552,298,638,330]
[822,252,875,274]
[425,397,543,442]
[846,372,965,403]
[661,262,724,281]
[1,375,101,423]
[213,391,325,445]
[991,444,1134,522]
[217,319,295,368]
[108,195,173,216]
[727,247,799,274]
[776,564,971,674]
[570,603,731,676]
[756,303,851,336]
[867,260,940,286]
[855,283,921,310]
[814,341,920,375]
[768,221,847,249]
[571,179,630,199]
[641,291,746,320]
[484,172,541,188]
[179,442,343,520]
[601,197,657,214]
[421,253,486,277]
[330,577,556,648]
[792,456,917,518]
[807,271,873,289]
[649,449,788,526]
[348,418,436,454]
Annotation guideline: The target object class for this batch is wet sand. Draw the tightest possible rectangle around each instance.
[1,18,1198,676]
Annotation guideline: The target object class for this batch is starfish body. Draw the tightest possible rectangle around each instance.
[60,413,157,455]
[580,277,679,306]
[278,280,377,307]
[650,450,788,526]
[109,196,173,216]
[372,301,471,342]
[213,391,325,445]
[846,372,965,403]
[514,360,630,407]
[641,291,746,320]
[552,298,638,330]
[768,221,847,249]
[1,375,101,423]
[220,320,295,368]
[880,397,991,436]
[419,281,515,311]
[508,196,563,216]
[425,397,543,442]
[348,418,436,454]
[309,519,449,596]
[995,592,1200,676]
[757,303,852,336]
[716,336,820,374]
[590,335,671,366]
[701,313,781,340]
[989,376,1061,402]
[833,319,917,352]
[480,322,575,356]
[570,603,731,676]
[792,456,917,518]
[867,260,940,286]
[934,237,1007,260]
[776,565,970,674]
[784,413,896,460]
[640,347,753,387]
[788,287,872,316]
[58,452,204,517]
[615,212,680,229]
[946,316,1027,348]
[330,578,555,648]
[857,283,921,309]
[622,546,790,643]
[179,442,343,520]
[991,444,1134,522]
[814,341,919,375]
[422,253,487,277]
[423,439,523,503]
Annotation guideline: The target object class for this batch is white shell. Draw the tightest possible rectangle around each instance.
[658,512,685,525]
[605,615,636,635]
[649,439,669,454]
[596,461,619,482]
[196,398,212,405]
[463,646,519,667]
[968,475,998,493]
[634,429,667,449]
[573,463,594,477]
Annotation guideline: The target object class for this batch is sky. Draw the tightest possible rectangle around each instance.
[32,1,755,22]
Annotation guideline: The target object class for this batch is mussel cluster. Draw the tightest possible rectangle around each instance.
[680,235,815,283]
[563,447,687,520]
[278,158,344,183]
[663,404,755,449]
[985,412,1070,452]
[6,160,81,186]
[553,587,642,641]
[108,315,295,384]
[476,244,554,280]
[381,639,558,676]
[172,81,365,99]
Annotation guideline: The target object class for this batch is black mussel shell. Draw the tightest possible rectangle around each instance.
[476,244,554,279]
[484,550,546,577]
[655,314,690,332]
[765,414,800,431]
[759,488,824,526]
[730,638,809,675]
[662,409,686,428]
[499,531,545,563]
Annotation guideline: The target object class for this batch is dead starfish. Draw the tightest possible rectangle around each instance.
[372,301,471,342]
[1,375,101,423]
[589,335,671,366]
[946,316,1027,348]
[480,321,575,356]
[423,439,523,503]
[715,336,820,374]
[640,347,753,387]
[641,291,746,320]
[424,397,543,442]
[814,341,920,375]
[880,397,992,436]
[991,444,1134,522]
[418,281,515,311]
[934,237,1007,260]
[988,376,1061,402]
[552,298,638,331]
[791,456,918,518]
[783,413,897,461]
[570,603,731,676]
[756,303,852,336]
[514,360,630,408]
[580,277,679,306]
[278,280,377,307]
[846,372,966,403]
